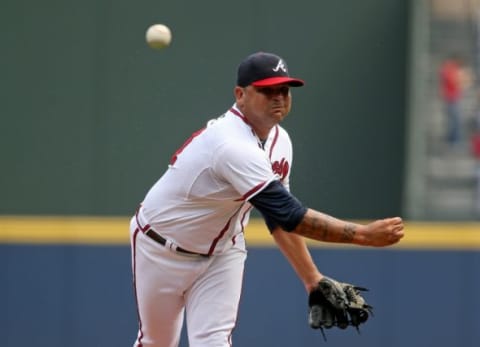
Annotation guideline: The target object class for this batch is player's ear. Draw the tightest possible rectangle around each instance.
[234,86,245,102]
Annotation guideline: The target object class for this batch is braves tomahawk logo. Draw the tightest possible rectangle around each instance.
[272,59,287,73]
[272,158,289,181]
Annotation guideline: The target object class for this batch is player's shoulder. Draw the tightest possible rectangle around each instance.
[204,110,234,129]
[274,124,293,145]
[211,116,266,159]
[276,124,290,138]
[205,111,254,141]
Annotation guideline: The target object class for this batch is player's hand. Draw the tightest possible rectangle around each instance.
[308,276,373,341]
[359,217,404,247]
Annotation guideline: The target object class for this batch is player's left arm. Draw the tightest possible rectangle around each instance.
[249,180,404,247]
[271,227,323,293]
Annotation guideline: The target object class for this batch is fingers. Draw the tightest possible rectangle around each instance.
[364,217,405,247]
[388,217,405,239]
[387,216,403,226]
[386,218,405,245]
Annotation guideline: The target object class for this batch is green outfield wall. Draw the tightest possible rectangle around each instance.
[1,0,409,219]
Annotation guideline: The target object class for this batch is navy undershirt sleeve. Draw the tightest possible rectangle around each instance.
[249,180,307,232]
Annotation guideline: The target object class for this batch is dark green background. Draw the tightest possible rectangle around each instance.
[1,0,409,218]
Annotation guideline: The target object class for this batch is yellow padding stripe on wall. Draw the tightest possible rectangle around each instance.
[0,216,129,245]
[0,216,479,249]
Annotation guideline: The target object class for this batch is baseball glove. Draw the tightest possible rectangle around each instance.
[308,276,373,340]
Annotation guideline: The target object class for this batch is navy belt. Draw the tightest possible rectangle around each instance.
[145,229,209,257]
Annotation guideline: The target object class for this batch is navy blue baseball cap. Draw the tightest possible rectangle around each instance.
[237,52,304,87]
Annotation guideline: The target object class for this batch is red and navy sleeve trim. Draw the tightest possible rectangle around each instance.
[249,180,307,232]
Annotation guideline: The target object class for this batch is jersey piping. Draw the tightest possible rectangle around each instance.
[139,106,291,255]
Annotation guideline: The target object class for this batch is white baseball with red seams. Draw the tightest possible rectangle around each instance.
[145,24,172,49]
[130,105,293,346]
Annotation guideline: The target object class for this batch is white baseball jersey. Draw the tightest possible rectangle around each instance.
[138,104,293,256]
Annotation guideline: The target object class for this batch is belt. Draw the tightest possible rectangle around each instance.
[145,229,209,257]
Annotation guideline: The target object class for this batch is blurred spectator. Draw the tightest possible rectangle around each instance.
[472,127,480,216]
[472,130,480,158]
[439,55,471,147]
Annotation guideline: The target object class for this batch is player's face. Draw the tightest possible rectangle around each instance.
[235,83,292,133]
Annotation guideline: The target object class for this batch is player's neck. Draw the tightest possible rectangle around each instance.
[232,106,273,141]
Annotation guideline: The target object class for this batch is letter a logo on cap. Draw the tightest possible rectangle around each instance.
[272,59,287,73]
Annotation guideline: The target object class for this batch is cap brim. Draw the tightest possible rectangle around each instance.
[251,76,305,87]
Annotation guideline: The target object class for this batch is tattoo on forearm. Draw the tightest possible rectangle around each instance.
[297,213,330,240]
[312,216,329,240]
[296,212,357,243]
[342,224,356,242]
[320,218,329,240]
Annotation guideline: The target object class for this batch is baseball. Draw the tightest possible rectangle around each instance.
[146,24,172,49]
